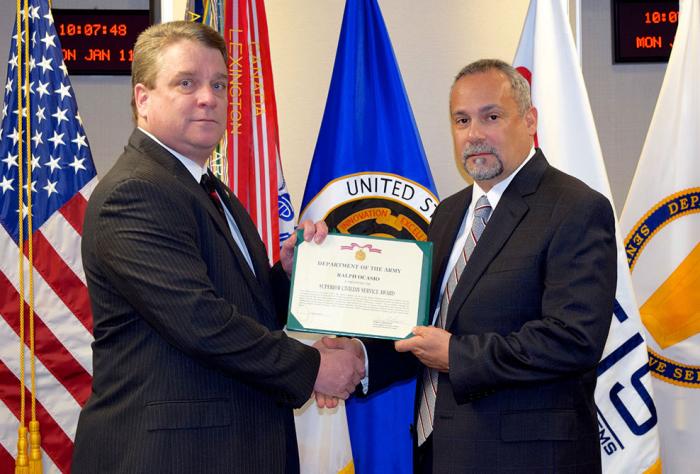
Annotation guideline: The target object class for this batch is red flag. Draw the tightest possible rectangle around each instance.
[219,0,294,263]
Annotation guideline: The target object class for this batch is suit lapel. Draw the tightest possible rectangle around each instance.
[444,151,549,329]
[128,130,273,313]
[444,193,528,329]
[212,180,274,298]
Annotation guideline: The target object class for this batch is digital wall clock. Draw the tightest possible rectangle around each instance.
[612,0,679,63]
[52,9,152,75]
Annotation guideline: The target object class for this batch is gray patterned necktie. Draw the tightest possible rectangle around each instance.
[417,195,492,446]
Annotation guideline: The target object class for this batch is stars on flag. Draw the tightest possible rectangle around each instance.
[21,80,35,97]
[42,179,57,196]
[55,82,70,100]
[51,106,67,124]
[47,130,64,148]
[0,175,13,193]
[35,105,45,122]
[8,127,20,145]
[2,151,18,169]
[28,4,40,21]
[30,129,42,147]
[0,0,96,239]
[22,179,37,194]
[71,132,87,150]
[68,155,86,174]
[35,80,49,98]
[40,32,55,49]
[37,55,52,73]
[44,10,54,26]
[44,155,60,173]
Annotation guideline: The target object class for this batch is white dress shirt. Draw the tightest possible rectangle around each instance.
[431,147,536,324]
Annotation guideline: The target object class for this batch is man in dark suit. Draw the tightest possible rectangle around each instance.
[329,59,617,472]
[72,21,363,474]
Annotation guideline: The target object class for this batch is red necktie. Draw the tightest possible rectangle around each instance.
[200,172,225,216]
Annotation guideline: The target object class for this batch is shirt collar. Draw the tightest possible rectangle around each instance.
[138,127,207,183]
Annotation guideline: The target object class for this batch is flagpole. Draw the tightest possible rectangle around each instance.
[575,0,582,65]
[21,1,43,472]
[14,1,29,472]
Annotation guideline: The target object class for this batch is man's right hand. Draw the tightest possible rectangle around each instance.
[313,337,365,406]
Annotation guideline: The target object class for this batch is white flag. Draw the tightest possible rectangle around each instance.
[620,1,700,473]
[291,334,354,474]
[513,0,661,472]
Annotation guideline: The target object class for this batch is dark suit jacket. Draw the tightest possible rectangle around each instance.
[366,150,616,473]
[72,129,320,474]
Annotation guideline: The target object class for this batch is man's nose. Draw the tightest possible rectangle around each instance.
[466,122,485,142]
[197,86,218,106]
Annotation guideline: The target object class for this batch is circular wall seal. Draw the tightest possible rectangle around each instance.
[302,172,439,241]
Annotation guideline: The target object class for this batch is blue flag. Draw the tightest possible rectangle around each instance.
[300,0,438,471]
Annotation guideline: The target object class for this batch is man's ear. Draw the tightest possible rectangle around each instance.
[525,106,538,135]
[134,84,149,121]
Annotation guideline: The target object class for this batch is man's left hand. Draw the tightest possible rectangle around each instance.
[395,326,451,372]
[280,220,328,276]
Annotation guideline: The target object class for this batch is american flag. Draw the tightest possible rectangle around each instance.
[0,1,96,473]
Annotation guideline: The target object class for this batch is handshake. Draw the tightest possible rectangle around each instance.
[312,336,365,409]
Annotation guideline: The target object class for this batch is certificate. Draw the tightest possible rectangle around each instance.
[287,232,432,340]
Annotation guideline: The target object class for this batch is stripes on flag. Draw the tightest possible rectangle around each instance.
[1,1,97,472]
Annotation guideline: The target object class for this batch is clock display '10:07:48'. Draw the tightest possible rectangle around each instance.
[57,23,128,37]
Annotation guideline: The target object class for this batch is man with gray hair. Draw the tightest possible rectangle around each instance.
[345,58,617,472]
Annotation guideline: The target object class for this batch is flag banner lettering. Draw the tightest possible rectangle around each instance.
[1,1,97,472]
[620,1,700,472]
[297,0,438,472]
[186,0,295,263]
[513,1,661,472]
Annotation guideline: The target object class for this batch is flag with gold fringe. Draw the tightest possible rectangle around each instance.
[1,0,98,472]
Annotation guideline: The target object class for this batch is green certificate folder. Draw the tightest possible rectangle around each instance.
[287,232,432,340]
